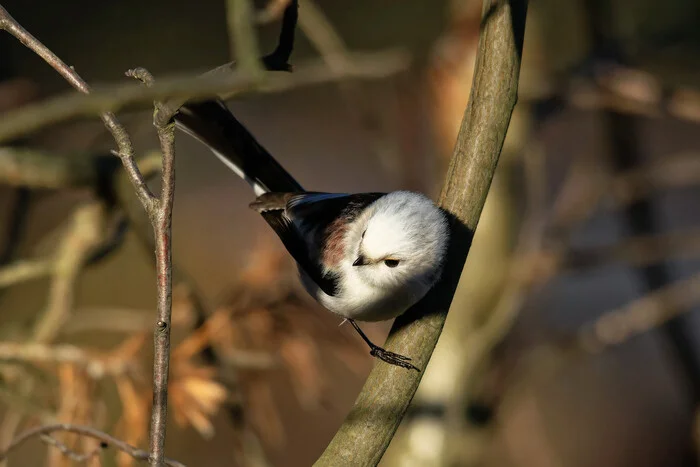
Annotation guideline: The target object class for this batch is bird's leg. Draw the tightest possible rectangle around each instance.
[347,319,419,371]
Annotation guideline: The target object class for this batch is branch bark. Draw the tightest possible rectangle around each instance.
[124,67,178,467]
[314,1,528,465]
[0,424,185,467]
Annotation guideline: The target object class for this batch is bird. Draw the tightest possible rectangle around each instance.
[173,99,450,371]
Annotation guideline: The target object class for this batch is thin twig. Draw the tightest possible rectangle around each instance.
[297,0,351,71]
[579,272,700,353]
[32,203,105,342]
[0,342,132,378]
[0,147,162,190]
[0,203,107,457]
[0,424,185,467]
[125,66,178,467]
[40,434,105,463]
[0,6,178,465]
[0,51,409,145]
[0,4,155,216]
[0,259,52,288]
[314,0,529,464]
[296,0,390,164]
[227,0,264,75]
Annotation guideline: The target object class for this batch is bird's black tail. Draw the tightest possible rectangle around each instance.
[174,100,304,195]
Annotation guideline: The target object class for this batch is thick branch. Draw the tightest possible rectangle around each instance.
[314,1,528,465]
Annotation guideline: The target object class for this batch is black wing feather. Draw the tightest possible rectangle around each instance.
[252,192,386,297]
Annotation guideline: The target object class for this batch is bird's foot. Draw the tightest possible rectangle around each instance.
[369,345,420,371]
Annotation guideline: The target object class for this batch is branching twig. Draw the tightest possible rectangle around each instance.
[125,67,178,466]
[0,6,180,466]
[314,0,528,464]
[0,424,185,467]
[0,6,155,213]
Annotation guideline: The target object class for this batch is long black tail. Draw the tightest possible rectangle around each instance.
[174,100,304,195]
[173,0,302,195]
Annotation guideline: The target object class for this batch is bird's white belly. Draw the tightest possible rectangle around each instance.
[299,268,419,322]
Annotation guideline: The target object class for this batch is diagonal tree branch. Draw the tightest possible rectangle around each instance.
[314,0,528,465]
[0,50,408,145]
[0,6,178,467]
[0,5,157,218]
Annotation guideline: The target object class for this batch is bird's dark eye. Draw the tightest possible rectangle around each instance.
[361,230,366,239]
[384,259,400,268]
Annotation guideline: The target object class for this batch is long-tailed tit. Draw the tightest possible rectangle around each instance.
[174,100,449,370]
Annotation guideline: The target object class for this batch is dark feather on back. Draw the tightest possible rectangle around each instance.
[250,192,386,296]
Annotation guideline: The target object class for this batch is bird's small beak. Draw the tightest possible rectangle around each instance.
[353,255,367,267]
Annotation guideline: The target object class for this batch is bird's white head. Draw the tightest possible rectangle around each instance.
[348,191,449,297]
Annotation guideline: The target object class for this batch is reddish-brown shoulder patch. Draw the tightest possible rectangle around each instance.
[322,218,348,268]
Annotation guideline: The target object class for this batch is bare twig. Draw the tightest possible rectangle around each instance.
[0,51,409,145]
[295,0,391,166]
[0,342,132,378]
[0,259,51,288]
[297,0,351,71]
[579,272,700,353]
[0,424,185,467]
[39,434,104,463]
[0,6,155,213]
[32,203,105,342]
[256,0,291,24]
[227,0,264,75]
[0,147,162,190]
[523,63,700,125]
[315,0,528,464]
[125,67,178,467]
[0,201,108,459]
[0,6,179,465]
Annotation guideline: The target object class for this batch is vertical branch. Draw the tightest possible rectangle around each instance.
[583,0,700,403]
[227,0,265,75]
[314,0,528,465]
[126,68,177,467]
[149,104,176,467]
[0,5,157,215]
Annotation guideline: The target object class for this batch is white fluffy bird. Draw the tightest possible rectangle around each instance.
[174,100,449,370]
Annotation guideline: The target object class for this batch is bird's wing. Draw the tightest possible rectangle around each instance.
[250,192,385,296]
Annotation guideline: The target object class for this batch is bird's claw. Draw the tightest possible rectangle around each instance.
[369,346,420,371]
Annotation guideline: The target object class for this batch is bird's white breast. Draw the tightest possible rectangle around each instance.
[299,265,425,322]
